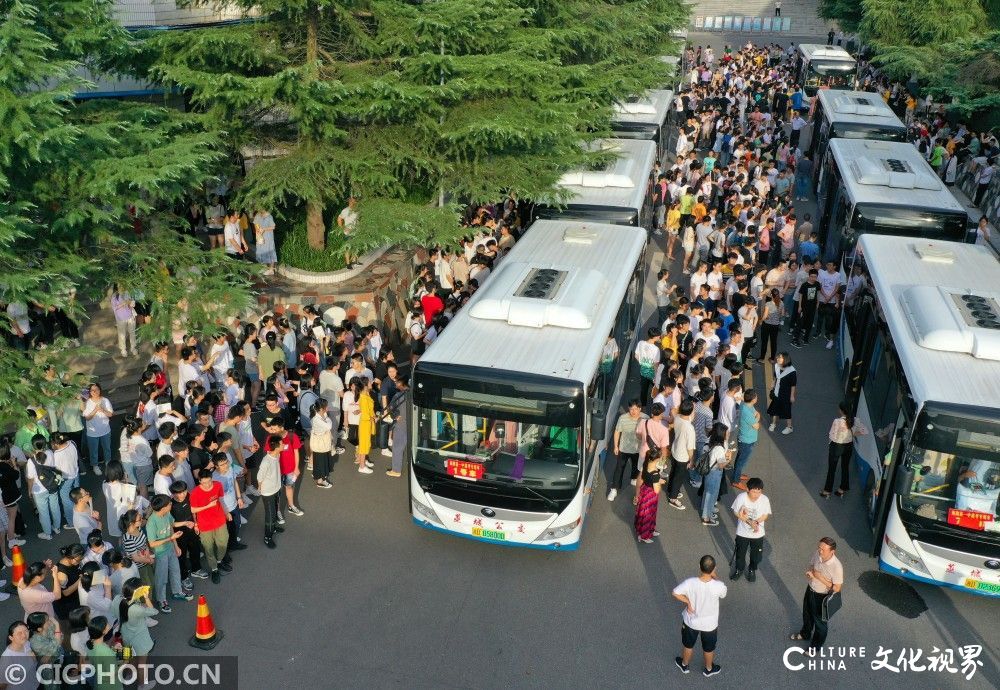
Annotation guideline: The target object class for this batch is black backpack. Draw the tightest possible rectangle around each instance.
[31,459,64,494]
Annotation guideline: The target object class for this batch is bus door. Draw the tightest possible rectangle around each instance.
[869,413,909,551]
[844,294,877,407]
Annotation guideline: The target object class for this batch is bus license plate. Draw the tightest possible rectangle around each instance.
[964,578,1000,594]
[472,527,506,541]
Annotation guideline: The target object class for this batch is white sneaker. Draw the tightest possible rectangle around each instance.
[38,532,53,541]
[826,340,834,349]
[358,466,373,474]
[381,449,393,457]
[630,479,637,487]
[768,423,776,432]
[335,447,346,455]
[338,430,347,439]
[782,427,794,435]
[146,618,158,627]
[9,538,25,547]
[3,557,12,567]
[0,592,10,602]
[607,488,618,501]
[93,466,103,476]
[246,486,261,497]
[365,460,374,469]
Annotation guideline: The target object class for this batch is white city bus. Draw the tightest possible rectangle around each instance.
[842,235,1000,598]
[533,138,657,228]
[611,89,674,160]
[794,44,857,96]
[409,219,648,549]
[816,139,971,262]
[808,90,907,181]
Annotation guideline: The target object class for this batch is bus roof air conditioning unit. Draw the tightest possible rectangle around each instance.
[902,285,1000,361]
[614,101,658,116]
[469,263,607,329]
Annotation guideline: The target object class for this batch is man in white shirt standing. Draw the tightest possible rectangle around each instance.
[817,260,844,349]
[729,478,772,582]
[208,333,234,387]
[672,554,727,677]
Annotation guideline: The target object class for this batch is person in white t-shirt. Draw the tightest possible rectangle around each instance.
[223,212,247,257]
[672,555,727,677]
[817,260,844,349]
[207,333,234,386]
[729,478,772,582]
[337,196,359,266]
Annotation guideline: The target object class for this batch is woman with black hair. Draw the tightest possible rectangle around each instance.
[85,615,121,690]
[309,398,334,488]
[53,543,85,627]
[17,561,62,618]
[766,352,796,435]
[115,577,157,689]
[78,561,114,623]
[26,611,62,670]
[700,423,731,527]
[0,621,35,690]
[821,401,869,498]
[67,606,91,660]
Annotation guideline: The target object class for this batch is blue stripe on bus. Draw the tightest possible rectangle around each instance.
[412,517,582,551]
[880,560,1000,599]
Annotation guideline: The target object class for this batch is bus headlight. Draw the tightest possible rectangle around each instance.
[537,518,581,542]
[412,498,442,525]
[884,535,930,575]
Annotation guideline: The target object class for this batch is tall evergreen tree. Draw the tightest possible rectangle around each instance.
[0,0,258,421]
[147,0,688,255]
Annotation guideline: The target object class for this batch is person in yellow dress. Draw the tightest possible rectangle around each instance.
[355,379,376,474]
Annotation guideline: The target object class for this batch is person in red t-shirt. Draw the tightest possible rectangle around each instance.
[189,469,231,583]
[262,418,304,518]
[420,282,444,326]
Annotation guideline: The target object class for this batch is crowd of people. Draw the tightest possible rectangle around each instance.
[3,32,995,686]
[619,41,868,676]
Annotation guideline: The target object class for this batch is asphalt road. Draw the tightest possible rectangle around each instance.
[3,229,996,687]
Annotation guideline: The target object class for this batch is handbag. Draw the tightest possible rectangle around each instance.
[821,590,842,622]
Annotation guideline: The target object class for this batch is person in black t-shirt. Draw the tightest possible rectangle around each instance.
[792,270,820,347]
[169,481,206,584]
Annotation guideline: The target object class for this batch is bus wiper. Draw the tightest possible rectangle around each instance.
[487,476,559,511]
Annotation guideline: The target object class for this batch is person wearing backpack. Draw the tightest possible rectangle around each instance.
[634,328,662,406]
[26,449,63,541]
[700,423,731,526]
[297,375,319,472]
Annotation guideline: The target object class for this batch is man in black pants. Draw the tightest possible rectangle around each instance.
[607,400,645,501]
[792,269,820,347]
[792,537,844,649]
[169,481,207,586]
[729,478,771,582]
[667,399,697,509]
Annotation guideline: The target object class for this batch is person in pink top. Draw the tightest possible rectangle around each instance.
[16,561,62,621]
[636,402,671,471]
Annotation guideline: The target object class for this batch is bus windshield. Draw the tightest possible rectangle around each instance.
[851,204,968,242]
[900,407,1000,533]
[414,408,582,492]
[807,62,855,90]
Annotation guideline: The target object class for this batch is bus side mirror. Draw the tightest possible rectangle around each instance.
[894,466,915,495]
[590,400,606,442]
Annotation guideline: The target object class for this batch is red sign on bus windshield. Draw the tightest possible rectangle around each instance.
[446,459,484,481]
[947,508,994,531]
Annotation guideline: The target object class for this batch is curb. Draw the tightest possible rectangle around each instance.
[275,246,391,285]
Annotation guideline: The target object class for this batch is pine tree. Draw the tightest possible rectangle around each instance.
[147,0,689,256]
[0,0,258,422]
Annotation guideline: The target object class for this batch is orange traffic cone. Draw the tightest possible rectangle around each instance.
[10,546,25,586]
[188,595,224,650]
